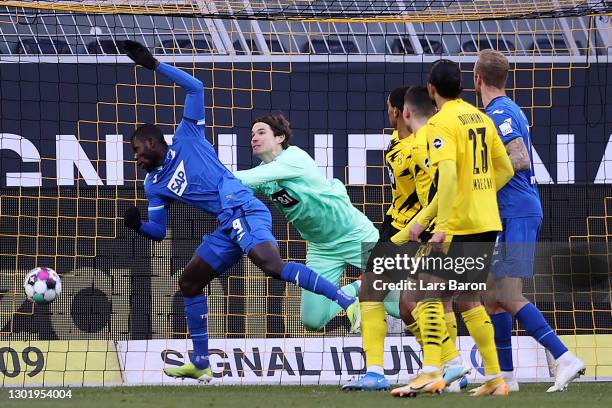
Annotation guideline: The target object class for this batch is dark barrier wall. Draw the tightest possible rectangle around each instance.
[1,62,612,185]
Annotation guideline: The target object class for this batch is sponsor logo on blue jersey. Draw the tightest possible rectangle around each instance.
[498,118,513,136]
[167,160,188,196]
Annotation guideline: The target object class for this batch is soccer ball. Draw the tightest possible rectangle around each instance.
[23,267,62,304]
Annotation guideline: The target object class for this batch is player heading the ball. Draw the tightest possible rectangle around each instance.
[121,41,356,382]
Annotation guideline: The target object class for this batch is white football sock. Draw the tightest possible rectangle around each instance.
[367,365,384,375]
[556,351,575,366]
[445,355,463,367]
[421,365,439,374]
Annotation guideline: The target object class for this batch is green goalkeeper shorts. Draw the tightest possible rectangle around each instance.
[306,222,380,280]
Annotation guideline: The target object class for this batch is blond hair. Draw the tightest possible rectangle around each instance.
[475,49,509,89]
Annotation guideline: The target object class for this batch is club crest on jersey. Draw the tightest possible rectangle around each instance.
[167,160,188,196]
[396,153,404,166]
[432,137,444,150]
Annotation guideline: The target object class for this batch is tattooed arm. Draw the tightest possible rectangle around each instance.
[505,137,531,172]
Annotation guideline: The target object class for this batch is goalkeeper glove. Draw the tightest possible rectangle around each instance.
[124,206,142,231]
[124,40,159,70]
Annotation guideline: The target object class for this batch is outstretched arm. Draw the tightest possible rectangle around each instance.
[156,63,204,122]
[124,40,204,122]
[124,205,168,241]
[234,159,305,187]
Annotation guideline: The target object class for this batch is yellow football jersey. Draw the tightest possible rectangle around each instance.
[410,125,436,207]
[426,98,507,235]
[385,130,421,230]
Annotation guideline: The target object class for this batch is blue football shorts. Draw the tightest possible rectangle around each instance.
[492,216,542,280]
[196,198,277,274]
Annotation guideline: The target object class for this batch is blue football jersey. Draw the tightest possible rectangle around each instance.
[143,118,254,218]
[486,96,542,219]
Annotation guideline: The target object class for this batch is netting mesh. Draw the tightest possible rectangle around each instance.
[0,0,611,386]
[2,1,611,21]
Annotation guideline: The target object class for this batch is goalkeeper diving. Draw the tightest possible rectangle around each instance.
[234,113,400,331]
[121,41,357,382]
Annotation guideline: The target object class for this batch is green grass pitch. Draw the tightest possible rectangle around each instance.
[2,383,612,408]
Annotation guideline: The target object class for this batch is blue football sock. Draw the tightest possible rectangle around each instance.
[281,262,355,310]
[184,294,210,369]
[516,303,568,359]
[490,311,514,371]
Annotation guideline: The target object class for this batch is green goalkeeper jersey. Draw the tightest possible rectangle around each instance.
[234,146,373,243]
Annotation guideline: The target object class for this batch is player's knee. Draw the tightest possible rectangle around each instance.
[483,292,499,312]
[485,301,504,315]
[358,275,386,302]
[178,276,203,298]
[454,299,482,313]
[258,258,284,278]
[248,242,284,278]
[357,283,370,300]
[301,312,327,331]
[495,298,527,316]
[358,285,378,302]
[400,300,417,325]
